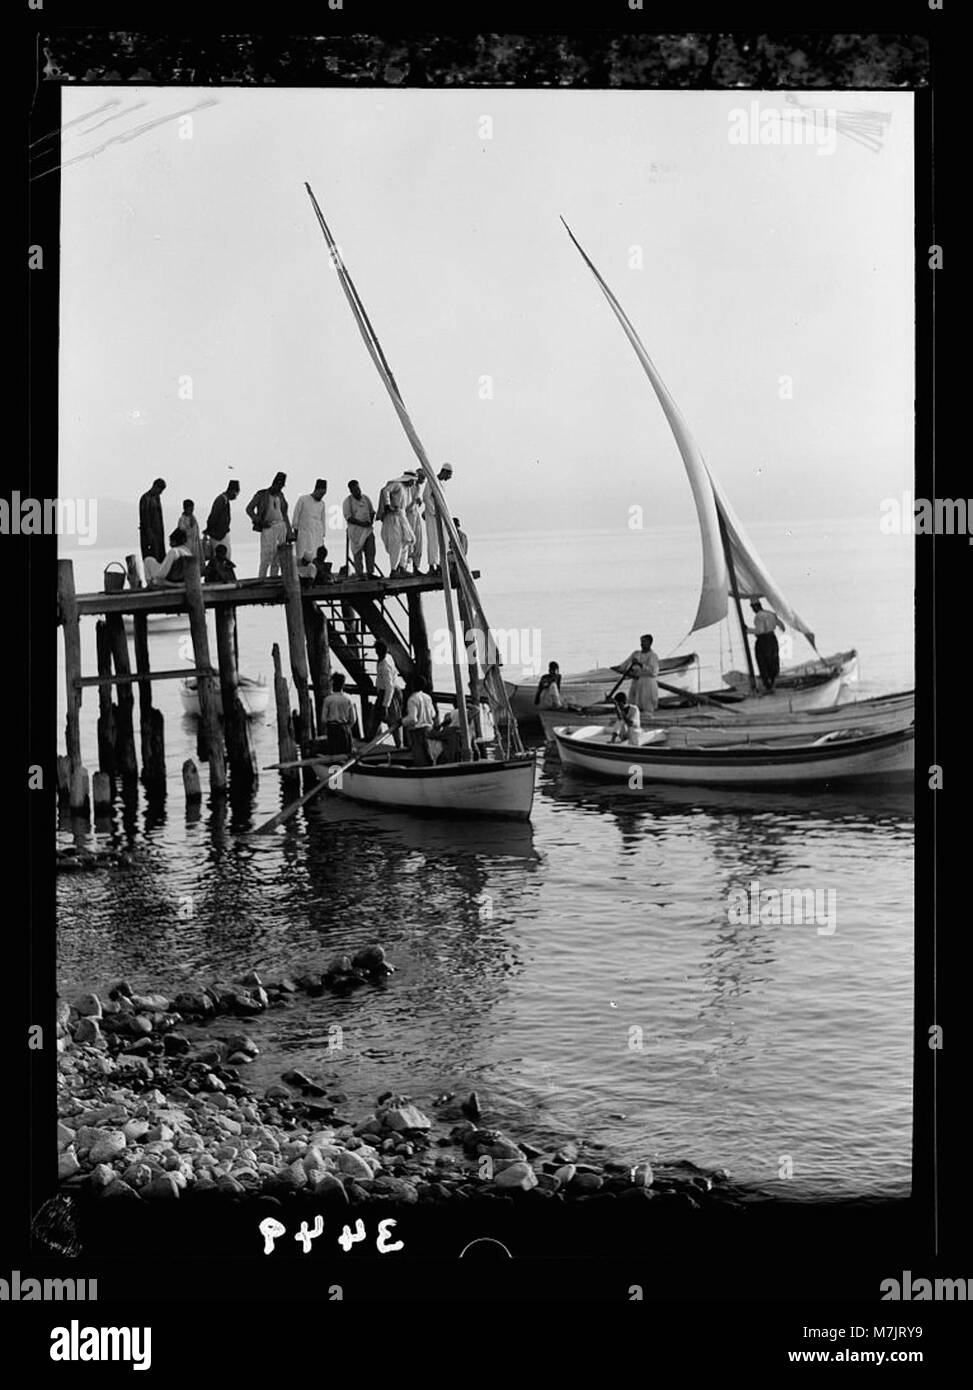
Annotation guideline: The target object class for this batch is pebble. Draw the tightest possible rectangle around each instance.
[337,1149,374,1182]
[75,1018,104,1046]
[494,1161,537,1191]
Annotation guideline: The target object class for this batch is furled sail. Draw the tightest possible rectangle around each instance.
[304,183,525,756]
[561,218,816,648]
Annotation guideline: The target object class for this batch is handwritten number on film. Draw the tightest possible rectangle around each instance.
[259,1216,404,1255]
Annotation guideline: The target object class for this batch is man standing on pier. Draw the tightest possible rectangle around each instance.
[342,479,376,577]
[293,479,328,565]
[246,472,291,579]
[138,478,167,564]
[204,479,240,558]
[424,462,453,575]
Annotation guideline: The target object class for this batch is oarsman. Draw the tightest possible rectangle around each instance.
[342,479,377,577]
[204,479,240,558]
[424,462,453,575]
[147,528,192,588]
[293,480,328,565]
[534,661,563,710]
[378,474,415,578]
[138,478,167,564]
[608,691,642,746]
[246,472,291,579]
[613,633,660,716]
[321,672,358,755]
[746,599,786,693]
[405,471,424,574]
[178,499,205,567]
[402,674,437,766]
[372,639,404,744]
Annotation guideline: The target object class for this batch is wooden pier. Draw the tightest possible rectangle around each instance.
[57,544,477,815]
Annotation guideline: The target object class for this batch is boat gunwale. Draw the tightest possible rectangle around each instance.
[553,725,914,767]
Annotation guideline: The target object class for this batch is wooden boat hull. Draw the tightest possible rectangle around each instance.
[553,725,914,787]
[505,654,699,725]
[180,679,269,719]
[313,754,536,820]
[722,648,858,694]
[539,689,915,744]
[123,612,190,634]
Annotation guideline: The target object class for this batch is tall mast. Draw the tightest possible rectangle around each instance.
[719,511,758,695]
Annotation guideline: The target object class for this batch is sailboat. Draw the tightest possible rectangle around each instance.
[300,185,536,822]
[514,219,862,729]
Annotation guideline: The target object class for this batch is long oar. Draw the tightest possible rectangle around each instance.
[604,663,637,702]
[254,721,402,834]
[657,678,742,712]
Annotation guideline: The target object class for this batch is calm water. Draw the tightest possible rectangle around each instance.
[57,518,914,1199]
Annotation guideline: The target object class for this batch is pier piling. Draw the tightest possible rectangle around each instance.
[92,770,112,815]
[56,755,70,809]
[182,758,202,803]
[95,620,117,780]
[408,590,432,689]
[184,558,227,795]
[57,560,84,805]
[125,554,166,796]
[279,543,314,751]
[272,643,300,791]
[215,605,257,789]
[105,615,139,779]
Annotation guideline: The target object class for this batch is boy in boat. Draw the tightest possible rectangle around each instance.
[608,692,642,746]
[746,599,786,693]
[534,661,563,710]
[402,675,437,766]
[321,672,357,756]
[204,544,237,584]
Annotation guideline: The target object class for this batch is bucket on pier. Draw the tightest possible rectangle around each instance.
[104,561,127,593]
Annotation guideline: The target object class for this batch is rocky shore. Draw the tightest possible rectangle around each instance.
[56,961,741,1215]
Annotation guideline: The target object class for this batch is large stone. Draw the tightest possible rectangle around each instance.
[381,1103,431,1133]
[631,1162,654,1188]
[372,1177,418,1203]
[172,991,213,1017]
[494,1161,537,1191]
[553,1164,576,1187]
[312,1173,349,1203]
[224,1034,259,1058]
[485,1137,525,1162]
[74,992,103,1018]
[56,1122,76,1151]
[337,1149,374,1182]
[130,993,170,1013]
[74,1017,103,1046]
[569,1172,603,1195]
[143,1173,181,1200]
[87,1163,117,1191]
[57,1150,81,1180]
[88,1131,127,1164]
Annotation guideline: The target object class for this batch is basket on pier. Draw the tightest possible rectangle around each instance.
[103,561,127,593]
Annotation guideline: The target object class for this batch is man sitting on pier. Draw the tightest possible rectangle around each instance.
[147,527,193,587]
[138,478,167,565]
[246,472,291,580]
[204,544,236,584]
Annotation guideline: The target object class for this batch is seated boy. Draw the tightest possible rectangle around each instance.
[204,544,237,583]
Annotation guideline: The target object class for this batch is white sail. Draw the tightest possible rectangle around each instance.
[562,218,816,648]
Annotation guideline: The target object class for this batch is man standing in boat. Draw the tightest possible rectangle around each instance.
[424,462,453,575]
[138,478,167,565]
[534,661,564,710]
[204,479,240,558]
[342,479,377,577]
[402,675,437,766]
[613,634,660,716]
[372,639,404,746]
[747,599,786,693]
[246,472,291,579]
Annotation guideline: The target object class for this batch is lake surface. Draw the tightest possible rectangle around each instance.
[56,517,914,1199]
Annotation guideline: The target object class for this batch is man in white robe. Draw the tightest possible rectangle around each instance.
[378,476,415,577]
[292,480,328,565]
[424,462,453,573]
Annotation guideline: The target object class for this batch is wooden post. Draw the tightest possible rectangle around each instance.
[279,543,314,748]
[272,643,300,790]
[184,557,226,794]
[57,560,84,806]
[92,771,112,814]
[182,758,202,803]
[408,589,432,689]
[435,515,472,759]
[125,553,166,793]
[215,605,257,788]
[303,597,331,731]
[105,616,138,779]
[56,755,70,809]
[95,620,117,778]
[71,766,91,822]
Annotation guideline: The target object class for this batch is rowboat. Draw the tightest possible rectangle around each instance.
[123,612,189,635]
[553,723,914,787]
[180,675,269,719]
[505,653,698,725]
[538,688,915,744]
[312,750,536,820]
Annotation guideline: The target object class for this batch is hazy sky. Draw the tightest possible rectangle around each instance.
[59,87,914,535]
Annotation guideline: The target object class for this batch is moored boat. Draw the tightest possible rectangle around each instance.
[505,653,698,725]
[123,612,190,635]
[553,723,914,787]
[312,750,536,820]
[180,675,269,719]
[538,688,915,744]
